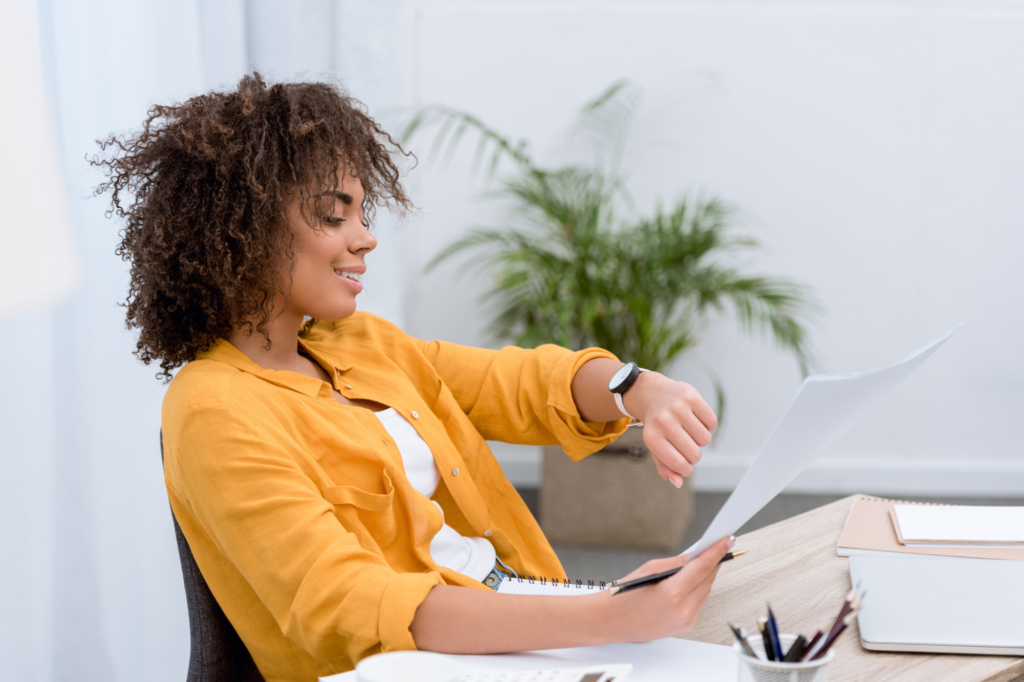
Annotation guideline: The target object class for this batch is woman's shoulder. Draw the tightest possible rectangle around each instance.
[162,351,263,427]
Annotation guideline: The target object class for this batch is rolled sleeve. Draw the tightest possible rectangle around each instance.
[415,339,629,458]
[378,572,444,652]
[545,346,631,461]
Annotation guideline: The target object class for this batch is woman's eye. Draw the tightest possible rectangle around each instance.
[323,216,345,225]
[361,220,370,229]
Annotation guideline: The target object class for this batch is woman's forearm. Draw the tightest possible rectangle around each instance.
[409,585,612,654]
[570,358,639,422]
[409,537,733,654]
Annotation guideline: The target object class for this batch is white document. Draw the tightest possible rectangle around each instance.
[687,325,960,560]
[452,640,735,682]
[321,639,736,682]
[893,504,1024,547]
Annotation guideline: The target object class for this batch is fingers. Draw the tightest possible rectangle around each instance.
[642,386,717,486]
[691,393,717,432]
[664,382,718,435]
[647,399,713,449]
[617,555,686,583]
[678,409,713,448]
[652,455,686,488]
[664,537,731,632]
[678,568,719,631]
[677,536,732,579]
[647,423,701,485]
[614,539,730,642]
[663,421,702,467]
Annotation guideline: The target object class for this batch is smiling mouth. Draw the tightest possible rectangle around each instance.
[335,270,362,283]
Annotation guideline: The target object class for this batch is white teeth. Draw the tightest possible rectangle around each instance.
[336,270,362,282]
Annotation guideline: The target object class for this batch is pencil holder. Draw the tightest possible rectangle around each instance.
[734,634,835,682]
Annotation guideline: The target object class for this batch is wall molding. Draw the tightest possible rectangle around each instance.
[492,444,1024,497]
[691,455,1024,497]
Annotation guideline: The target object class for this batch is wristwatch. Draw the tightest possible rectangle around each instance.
[608,362,649,424]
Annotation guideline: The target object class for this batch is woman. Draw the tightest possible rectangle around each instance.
[95,74,731,681]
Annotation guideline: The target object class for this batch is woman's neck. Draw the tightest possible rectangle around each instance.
[227,306,308,373]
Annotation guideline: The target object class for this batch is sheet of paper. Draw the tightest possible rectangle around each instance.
[687,325,960,560]
[320,639,737,682]
[893,504,1024,545]
[452,639,737,682]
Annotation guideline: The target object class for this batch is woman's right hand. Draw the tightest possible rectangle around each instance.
[410,535,733,654]
[604,535,733,642]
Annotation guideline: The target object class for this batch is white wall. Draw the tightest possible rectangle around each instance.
[397,0,1024,495]
[0,2,409,680]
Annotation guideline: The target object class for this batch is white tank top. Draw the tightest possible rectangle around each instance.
[373,408,497,582]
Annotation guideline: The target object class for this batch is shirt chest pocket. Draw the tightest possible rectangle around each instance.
[321,466,399,551]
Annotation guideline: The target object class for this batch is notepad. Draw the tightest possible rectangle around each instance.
[836,496,1024,560]
[495,575,610,596]
[892,504,1024,548]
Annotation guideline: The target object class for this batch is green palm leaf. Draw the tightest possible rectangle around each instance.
[406,82,819,423]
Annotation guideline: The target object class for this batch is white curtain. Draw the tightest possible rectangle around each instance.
[0,1,404,679]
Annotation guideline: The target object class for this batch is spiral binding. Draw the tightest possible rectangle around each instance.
[506,575,613,590]
[860,495,950,506]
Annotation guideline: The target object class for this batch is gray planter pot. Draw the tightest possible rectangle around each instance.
[539,426,695,550]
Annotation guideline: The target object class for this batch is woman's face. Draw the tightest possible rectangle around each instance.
[280,172,377,322]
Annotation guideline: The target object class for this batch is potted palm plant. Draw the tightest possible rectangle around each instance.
[404,82,816,550]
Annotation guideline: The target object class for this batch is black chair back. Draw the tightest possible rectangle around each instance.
[162,432,264,682]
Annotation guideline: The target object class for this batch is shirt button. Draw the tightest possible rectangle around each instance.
[344,384,352,390]
[452,468,459,476]
[484,530,492,537]
[411,411,419,419]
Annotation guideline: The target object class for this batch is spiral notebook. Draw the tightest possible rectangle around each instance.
[495,575,612,596]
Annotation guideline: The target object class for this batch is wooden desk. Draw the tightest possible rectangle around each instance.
[680,495,1024,682]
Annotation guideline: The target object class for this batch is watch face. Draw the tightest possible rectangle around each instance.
[609,363,635,392]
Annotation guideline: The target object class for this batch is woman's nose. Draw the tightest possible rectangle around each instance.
[351,221,377,254]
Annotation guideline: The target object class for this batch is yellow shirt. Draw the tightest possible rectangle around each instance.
[161,312,628,681]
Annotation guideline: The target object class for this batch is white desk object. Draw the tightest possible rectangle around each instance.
[320,639,737,682]
[849,553,1024,656]
[892,505,1024,548]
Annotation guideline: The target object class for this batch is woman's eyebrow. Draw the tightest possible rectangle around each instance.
[319,190,354,206]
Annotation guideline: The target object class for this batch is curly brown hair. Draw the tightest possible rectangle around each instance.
[92,73,412,381]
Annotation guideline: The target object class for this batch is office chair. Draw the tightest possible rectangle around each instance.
[162,432,265,682]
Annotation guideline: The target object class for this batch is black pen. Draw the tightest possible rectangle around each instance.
[608,550,746,596]
[782,634,808,662]
[730,624,760,659]
[758,616,776,661]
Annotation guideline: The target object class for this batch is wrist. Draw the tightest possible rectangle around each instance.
[584,591,633,645]
[621,370,657,423]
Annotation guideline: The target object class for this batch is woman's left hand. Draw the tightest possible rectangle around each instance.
[622,372,717,488]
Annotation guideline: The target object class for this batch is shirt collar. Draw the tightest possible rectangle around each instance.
[198,337,352,398]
